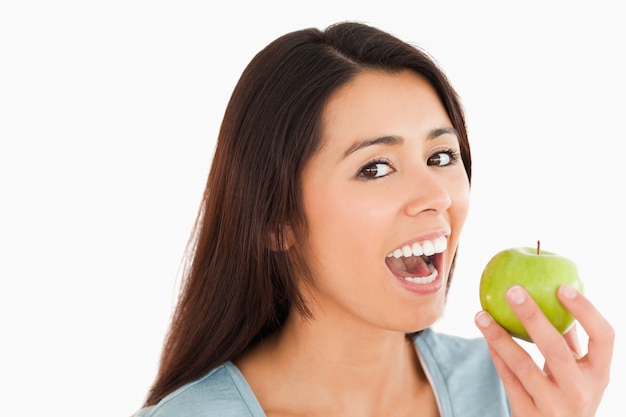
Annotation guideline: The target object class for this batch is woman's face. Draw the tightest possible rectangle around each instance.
[299,70,470,333]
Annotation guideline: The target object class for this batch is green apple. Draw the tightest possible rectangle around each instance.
[479,241,584,342]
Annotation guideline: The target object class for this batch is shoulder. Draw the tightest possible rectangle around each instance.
[134,363,263,417]
[415,328,510,417]
[416,327,492,369]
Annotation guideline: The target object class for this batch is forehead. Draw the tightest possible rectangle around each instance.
[320,70,451,148]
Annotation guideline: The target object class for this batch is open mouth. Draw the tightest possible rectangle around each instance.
[385,236,447,284]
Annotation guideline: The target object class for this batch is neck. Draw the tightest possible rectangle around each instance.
[237,308,431,417]
[280,309,417,377]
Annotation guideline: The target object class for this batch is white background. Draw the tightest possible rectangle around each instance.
[1,1,624,416]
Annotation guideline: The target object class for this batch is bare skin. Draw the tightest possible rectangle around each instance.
[236,315,439,417]
[236,69,614,417]
[475,284,614,417]
[236,70,457,417]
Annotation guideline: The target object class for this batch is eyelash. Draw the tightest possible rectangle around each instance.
[357,148,461,180]
[357,158,394,180]
[428,147,461,167]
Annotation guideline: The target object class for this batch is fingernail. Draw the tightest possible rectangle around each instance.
[475,311,492,328]
[507,285,526,305]
[559,284,578,299]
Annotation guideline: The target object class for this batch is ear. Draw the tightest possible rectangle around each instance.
[266,224,295,251]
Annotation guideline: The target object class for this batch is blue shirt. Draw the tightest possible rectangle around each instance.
[135,328,510,416]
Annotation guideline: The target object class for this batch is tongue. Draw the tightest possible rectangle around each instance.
[386,255,434,277]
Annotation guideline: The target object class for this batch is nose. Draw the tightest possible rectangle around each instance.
[403,168,452,217]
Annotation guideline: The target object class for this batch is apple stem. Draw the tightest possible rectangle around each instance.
[537,240,541,255]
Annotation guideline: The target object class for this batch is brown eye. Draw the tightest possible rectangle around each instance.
[427,149,459,167]
[358,160,394,179]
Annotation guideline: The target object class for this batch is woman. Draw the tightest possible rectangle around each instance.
[135,22,613,416]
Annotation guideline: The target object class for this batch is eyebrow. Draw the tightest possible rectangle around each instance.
[341,135,403,160]
[341,127,458,160]
[427,127,458,140]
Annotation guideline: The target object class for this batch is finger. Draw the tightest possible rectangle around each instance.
[557,284,615,379]
[505,286,581,386]
[475,310,546,401]
[485,343,536,416]
[543,325,581,379]
[562,323,583,358]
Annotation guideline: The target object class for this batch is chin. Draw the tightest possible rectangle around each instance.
[400,296,447,334]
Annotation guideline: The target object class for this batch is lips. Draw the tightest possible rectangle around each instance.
[385,236,447,284]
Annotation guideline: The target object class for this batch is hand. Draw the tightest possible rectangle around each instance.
[475,284,614,417]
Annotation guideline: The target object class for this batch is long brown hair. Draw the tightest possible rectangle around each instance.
[144,21,471,406]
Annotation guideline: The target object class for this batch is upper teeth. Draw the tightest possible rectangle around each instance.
[387,236,448,258]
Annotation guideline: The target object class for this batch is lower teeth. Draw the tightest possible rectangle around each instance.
[403,269,438,284]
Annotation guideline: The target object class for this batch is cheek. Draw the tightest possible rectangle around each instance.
[452,182,471,226]
[455,176,470,222]
[445,168,471,221]
[303,186,393,267]
[446,175,471,261]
